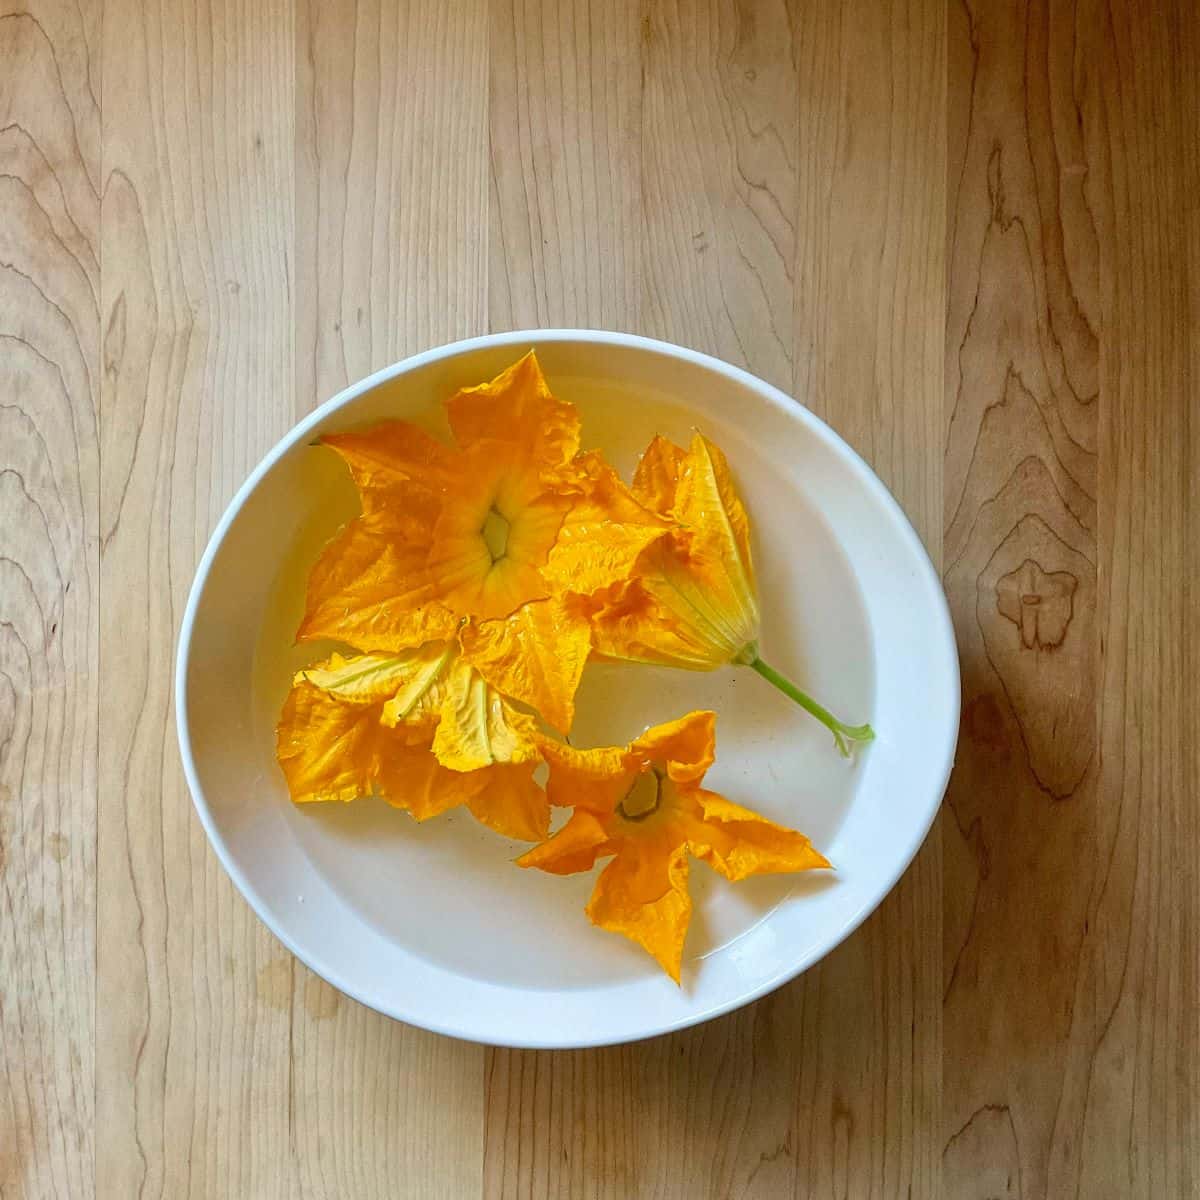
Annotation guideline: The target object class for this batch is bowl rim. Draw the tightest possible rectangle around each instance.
[175,327,960,1047]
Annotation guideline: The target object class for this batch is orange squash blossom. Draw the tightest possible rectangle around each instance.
[587,433,874,756]
[276,649,550,841]
[297,351,667,734]
[518,711,830,981]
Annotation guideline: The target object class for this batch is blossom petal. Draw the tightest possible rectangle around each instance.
[505,494,570,572]
[387,745,488,822]
[630,710,716,783]
[432,659,542,771]
[684,788,832,881]
[638,537,757,663]
[467,764,551,842]
[276,681,481,818]
[586,835,692,983]
[543,451,670,595]
[297,505,458,650]
[298,646,449,707]
[586,577,729,669]
[538,739,633,812]
[436,552,552,624]
[427,440,520,536]
[671,434,758,620]
[323,421,455,498]
[445,351,580,468]
[378,641,457,728]
[459,597,591,733]
[516,809,611,874]
[631,434,687,516]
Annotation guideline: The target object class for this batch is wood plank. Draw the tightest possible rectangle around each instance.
[0,2,100,1196]
[296,0,489,401]
[96,2,299,1194]
[488,0,643,330]
[786,2,945,1196]
[293,1,489,1195]
[943,1,1198,1195]
[641,0,796,394]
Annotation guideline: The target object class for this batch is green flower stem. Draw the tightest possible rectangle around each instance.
[741,650,875,758]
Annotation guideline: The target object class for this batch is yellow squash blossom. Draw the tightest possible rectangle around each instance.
[587,433,874,756]
[298,351,667,733]
[517,711,830,981]
[276,647,550,842]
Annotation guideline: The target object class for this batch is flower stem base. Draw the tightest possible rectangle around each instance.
[742,650,875,758]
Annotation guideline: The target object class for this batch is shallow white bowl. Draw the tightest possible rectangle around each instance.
[176,330,959,1048]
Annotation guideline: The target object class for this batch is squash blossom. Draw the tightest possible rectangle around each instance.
[276,653,549,841]
[518,710,830,981]
[296,351,668,735]
[586,434,875,757]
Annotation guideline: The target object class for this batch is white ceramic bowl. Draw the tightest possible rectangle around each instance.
[176,330,959,1048]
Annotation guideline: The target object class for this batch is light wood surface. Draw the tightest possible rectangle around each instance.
[0,1,1195,1196]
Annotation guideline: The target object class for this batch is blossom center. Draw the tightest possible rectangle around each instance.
[618,766,664,821]
[481,508,511,562]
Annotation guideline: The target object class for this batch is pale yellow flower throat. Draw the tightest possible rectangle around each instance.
[481,508,511,563]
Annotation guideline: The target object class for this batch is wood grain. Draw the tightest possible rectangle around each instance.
[641,0,796,394]
[783,2,945,1195]
[489,0,643,331]
[2,0,1197,1196]
[96,1,298,1194]
[0,2,99,1195]
[944,2,1198,1198]
[296,0,489,401]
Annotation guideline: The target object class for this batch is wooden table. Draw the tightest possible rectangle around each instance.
[2,2,1196,1196]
